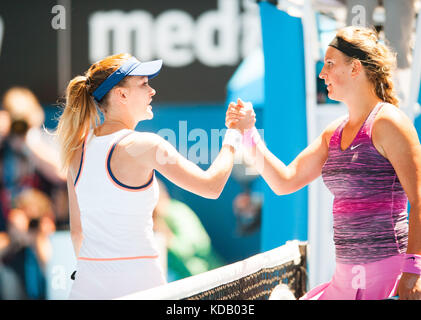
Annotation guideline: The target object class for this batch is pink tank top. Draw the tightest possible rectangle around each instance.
[322,102,408,264]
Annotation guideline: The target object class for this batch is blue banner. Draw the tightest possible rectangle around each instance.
[259,2,308,251]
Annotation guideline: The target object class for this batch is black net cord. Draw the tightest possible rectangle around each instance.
[184,244,308,300]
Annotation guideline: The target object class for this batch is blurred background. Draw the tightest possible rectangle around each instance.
[0,0,420,299]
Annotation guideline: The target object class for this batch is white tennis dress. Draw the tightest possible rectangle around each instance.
[68,129,166,300]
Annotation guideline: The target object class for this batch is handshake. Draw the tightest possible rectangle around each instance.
[225,98,256,132]
[223,98,261,150]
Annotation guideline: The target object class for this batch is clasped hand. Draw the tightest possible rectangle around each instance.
[225,98,256,132]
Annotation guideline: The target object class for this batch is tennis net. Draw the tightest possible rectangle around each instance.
[118,240,307,300]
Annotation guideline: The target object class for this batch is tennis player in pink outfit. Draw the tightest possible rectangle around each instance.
[56,53,255,299]
[227,26,421,300]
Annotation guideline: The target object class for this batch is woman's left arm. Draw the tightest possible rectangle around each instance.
[373,106,421,300]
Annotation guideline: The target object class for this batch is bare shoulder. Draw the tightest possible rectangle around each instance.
[119,131,169,163]
[373,103,419,144]
[321,115,348,146]
[121,131,163,147]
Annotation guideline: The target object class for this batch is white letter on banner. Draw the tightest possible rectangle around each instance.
[195,0,239,66]
[89,11,153,63]
[188,128,209,164]
[155,10,194,67]
[240,0,262,57]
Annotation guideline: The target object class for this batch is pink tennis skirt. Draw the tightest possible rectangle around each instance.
[300,254,403,300]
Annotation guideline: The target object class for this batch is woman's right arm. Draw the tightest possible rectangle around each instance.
[127,104,255,199]
[251,131,330,195]
[152,138,236,199]
[232,105,344,195]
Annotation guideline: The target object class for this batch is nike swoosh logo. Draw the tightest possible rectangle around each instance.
[350,143,362,150]
[407,257,416,260]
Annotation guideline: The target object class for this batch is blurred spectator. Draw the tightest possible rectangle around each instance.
[51,187,70,230]
[153,180,225,281]
[230,149,262,235]
[0,188,56,299]
[0,109,11,145]
[0,87,67,231]
[232,190,262,236]
[14,189,56,265]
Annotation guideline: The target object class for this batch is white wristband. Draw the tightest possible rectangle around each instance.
[223,129,243,151]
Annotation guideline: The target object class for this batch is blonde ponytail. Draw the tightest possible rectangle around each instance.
[56,76,99,171]
[56,53,132,172]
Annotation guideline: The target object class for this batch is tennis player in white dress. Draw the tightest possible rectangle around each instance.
[56,53,255,299]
